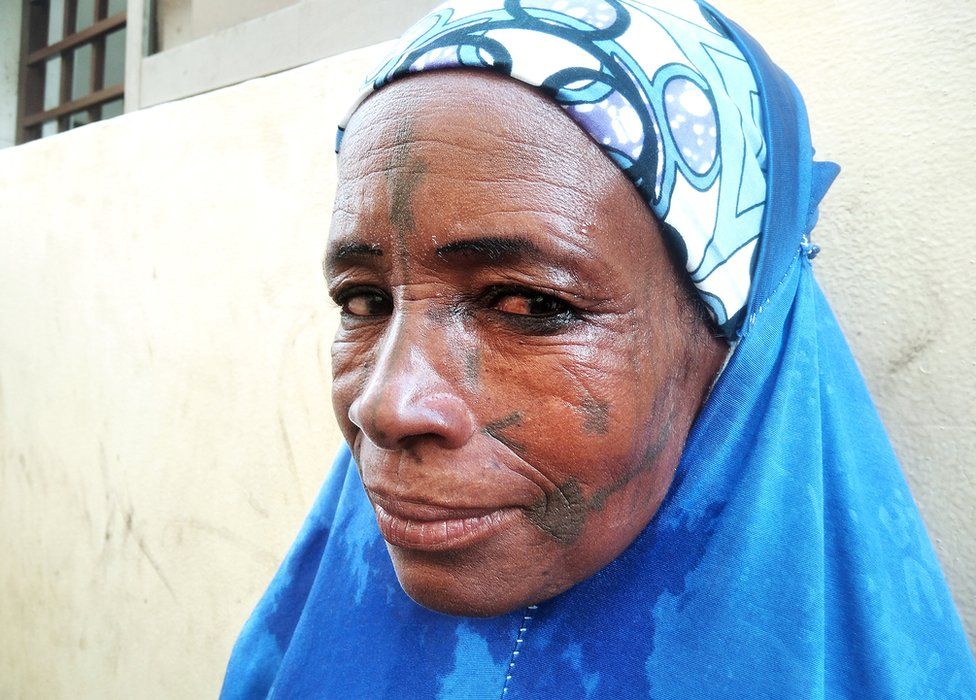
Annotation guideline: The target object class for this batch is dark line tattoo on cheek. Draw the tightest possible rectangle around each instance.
[580,398,610,435]
[587,379,678,513]
[463,349,482,389]
[481,410,588,545]
[483,411,526,455]
[527,479,586,545]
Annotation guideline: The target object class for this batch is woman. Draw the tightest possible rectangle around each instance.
[222,1,976,697]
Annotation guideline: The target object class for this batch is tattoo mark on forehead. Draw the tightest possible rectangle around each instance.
[357,120,425,433]
[527,479,586,545]
[580,398,610,435]
[386,121,427,244]
[483,411,526,455]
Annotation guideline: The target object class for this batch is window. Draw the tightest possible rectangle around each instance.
[17,0,127,144]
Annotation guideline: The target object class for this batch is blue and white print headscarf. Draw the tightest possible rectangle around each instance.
[336,0,768,337]
[221,2,976,698]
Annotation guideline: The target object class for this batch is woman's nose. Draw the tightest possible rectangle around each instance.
[348,320,477,452]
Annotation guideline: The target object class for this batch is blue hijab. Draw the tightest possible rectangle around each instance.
[221,2,976,697]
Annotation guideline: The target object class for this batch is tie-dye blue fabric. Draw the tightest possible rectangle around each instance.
[336,0,768,337]
[220,1,976,697]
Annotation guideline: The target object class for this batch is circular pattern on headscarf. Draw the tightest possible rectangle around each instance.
[337,0,768,337]
[665,77,718,176]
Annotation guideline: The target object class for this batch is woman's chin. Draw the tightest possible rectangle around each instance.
[402,583,518,618]
[386,542,558,618]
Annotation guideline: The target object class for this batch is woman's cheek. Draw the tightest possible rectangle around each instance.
[330,338,373,440]
[551,341,648,483]
[484,342,639,483]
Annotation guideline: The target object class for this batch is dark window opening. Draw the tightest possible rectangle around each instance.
[17,0,127,144]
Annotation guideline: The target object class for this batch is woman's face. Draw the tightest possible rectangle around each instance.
[326,71,726,617]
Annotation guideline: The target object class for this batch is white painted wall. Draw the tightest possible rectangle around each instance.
[0,44,374,699]
[0,1,973,697]
[0,0,23,148]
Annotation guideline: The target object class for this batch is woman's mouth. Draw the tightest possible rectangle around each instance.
[372,500,520,552]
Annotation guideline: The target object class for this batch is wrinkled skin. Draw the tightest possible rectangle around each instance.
[325,70,727,617]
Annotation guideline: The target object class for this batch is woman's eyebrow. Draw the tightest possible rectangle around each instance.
[323,242,384,275]
[435,236,543,264]
[434,235,592,288]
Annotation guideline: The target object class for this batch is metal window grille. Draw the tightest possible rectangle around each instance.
[16,0,127,144]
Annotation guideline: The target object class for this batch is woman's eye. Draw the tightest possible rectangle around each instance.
[339,290,391,317]
[494,291,568,317]
[487,288,579,335]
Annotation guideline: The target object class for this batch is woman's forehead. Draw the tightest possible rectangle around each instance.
[327,73,672,291]
[337,70,610,181]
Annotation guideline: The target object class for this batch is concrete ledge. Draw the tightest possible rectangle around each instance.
[137,0,436,108]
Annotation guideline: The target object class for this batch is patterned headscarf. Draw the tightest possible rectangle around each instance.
[336,0,768,337]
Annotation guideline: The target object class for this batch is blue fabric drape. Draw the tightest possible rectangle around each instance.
[220,2,976,697]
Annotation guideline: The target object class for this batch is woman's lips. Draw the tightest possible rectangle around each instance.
[372,501,520,552]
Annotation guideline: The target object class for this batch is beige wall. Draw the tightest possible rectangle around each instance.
[0,2,973,697]
[1,1,23,149]
[157,0,300,49]
[0,44,376,699]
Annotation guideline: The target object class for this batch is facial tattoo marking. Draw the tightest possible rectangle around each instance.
[386,121,427,262]
[483,412,526,456]
[357,122,429,443]
[588,377,678,514]
[580,398,610,435]
[464,349,482,389]
[527,479,587,545]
